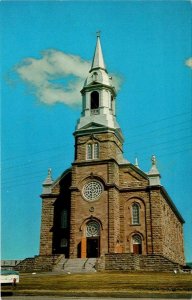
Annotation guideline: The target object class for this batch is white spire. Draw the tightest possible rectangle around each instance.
[76,33,123,136]
[90,32,106,71]
[148,155,161,186]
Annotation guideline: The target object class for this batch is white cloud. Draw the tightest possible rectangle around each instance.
[15,49,122,106]
[185,57,192,69]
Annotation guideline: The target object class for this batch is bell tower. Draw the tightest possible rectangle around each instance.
[74,33,125,164]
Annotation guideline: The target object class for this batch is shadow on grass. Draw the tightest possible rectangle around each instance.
[1,291,13,296]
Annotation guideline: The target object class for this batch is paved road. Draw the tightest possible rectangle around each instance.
[1,296,191,300]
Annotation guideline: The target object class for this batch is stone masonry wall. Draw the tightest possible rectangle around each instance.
[150,189,163,255]
[159,192,185,265]
[75,132,123,163]
[39,197,56,255]
[150,188,185,265]
[122,192,148,254]
[104,253,182,272]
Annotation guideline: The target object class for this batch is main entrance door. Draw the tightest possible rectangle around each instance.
[86,220,100,258]
[87,237,99,258]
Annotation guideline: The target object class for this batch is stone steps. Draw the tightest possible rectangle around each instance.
[53,257,97,273]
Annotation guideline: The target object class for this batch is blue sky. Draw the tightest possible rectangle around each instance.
[1,1,192,262]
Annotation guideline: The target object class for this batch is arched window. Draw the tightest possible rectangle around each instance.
[93,143,99,159]
[87,144,92,160]
[86,143,99,160]
[61,209,68,229]
[86,220,100,237]
[132,234,142,254]
[132,203,140,225]
[91,91,99,111]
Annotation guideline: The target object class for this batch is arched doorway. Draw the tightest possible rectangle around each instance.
[86,220,100,258]
[132,234,142,254]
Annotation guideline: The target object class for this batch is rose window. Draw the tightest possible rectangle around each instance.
[86,221,100,237]
[83,180,103,201]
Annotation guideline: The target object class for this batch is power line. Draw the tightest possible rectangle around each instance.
[2,145,191,189]
[2,111,191,162]
[120,111,191,131]
[125,121,191,142]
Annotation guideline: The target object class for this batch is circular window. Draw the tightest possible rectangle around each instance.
[86,221,100,237]
[83,180,103,201]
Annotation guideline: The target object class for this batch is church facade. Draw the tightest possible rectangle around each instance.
[39,35,185,268]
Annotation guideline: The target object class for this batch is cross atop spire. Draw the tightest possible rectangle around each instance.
[90,32,106,71]
[96,30,101,37]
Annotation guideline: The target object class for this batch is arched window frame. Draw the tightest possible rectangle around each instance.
[86,142,99,160]
[132,234,142,244]
[90,91,99,115]
[132,203,140,225]
[86,220,100,237]
[93,142,99,159]
[132,234,142,254]
[87,143,93,160]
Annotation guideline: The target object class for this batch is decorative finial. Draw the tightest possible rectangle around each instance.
[96,30,101,38]
[48,168,52,178]
[151,155,156,166]
[135,157,139,168]
[42,168,54,194]
[148,155,161,186]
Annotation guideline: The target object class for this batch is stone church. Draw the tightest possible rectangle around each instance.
[38,35,185,271]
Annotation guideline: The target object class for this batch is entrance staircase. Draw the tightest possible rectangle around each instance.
[53,257,97,273]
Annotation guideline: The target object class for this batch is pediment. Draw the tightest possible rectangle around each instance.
[80,122,108,131]
[120,164,148,187]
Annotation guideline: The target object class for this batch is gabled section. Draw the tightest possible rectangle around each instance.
[119,163,149,188]
[77,122,108,131]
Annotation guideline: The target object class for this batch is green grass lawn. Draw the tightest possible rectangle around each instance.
[2,271,192,298]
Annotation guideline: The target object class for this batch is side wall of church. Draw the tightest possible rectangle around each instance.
[119,165,153,255]
[39,197,56,255]
[159,192,185,265]
[149,189,163,255]
[150,188,185,265]
[120,189,154,255]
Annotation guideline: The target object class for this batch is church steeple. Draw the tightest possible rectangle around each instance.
[90,32,106,71]
[75,33,123,143]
